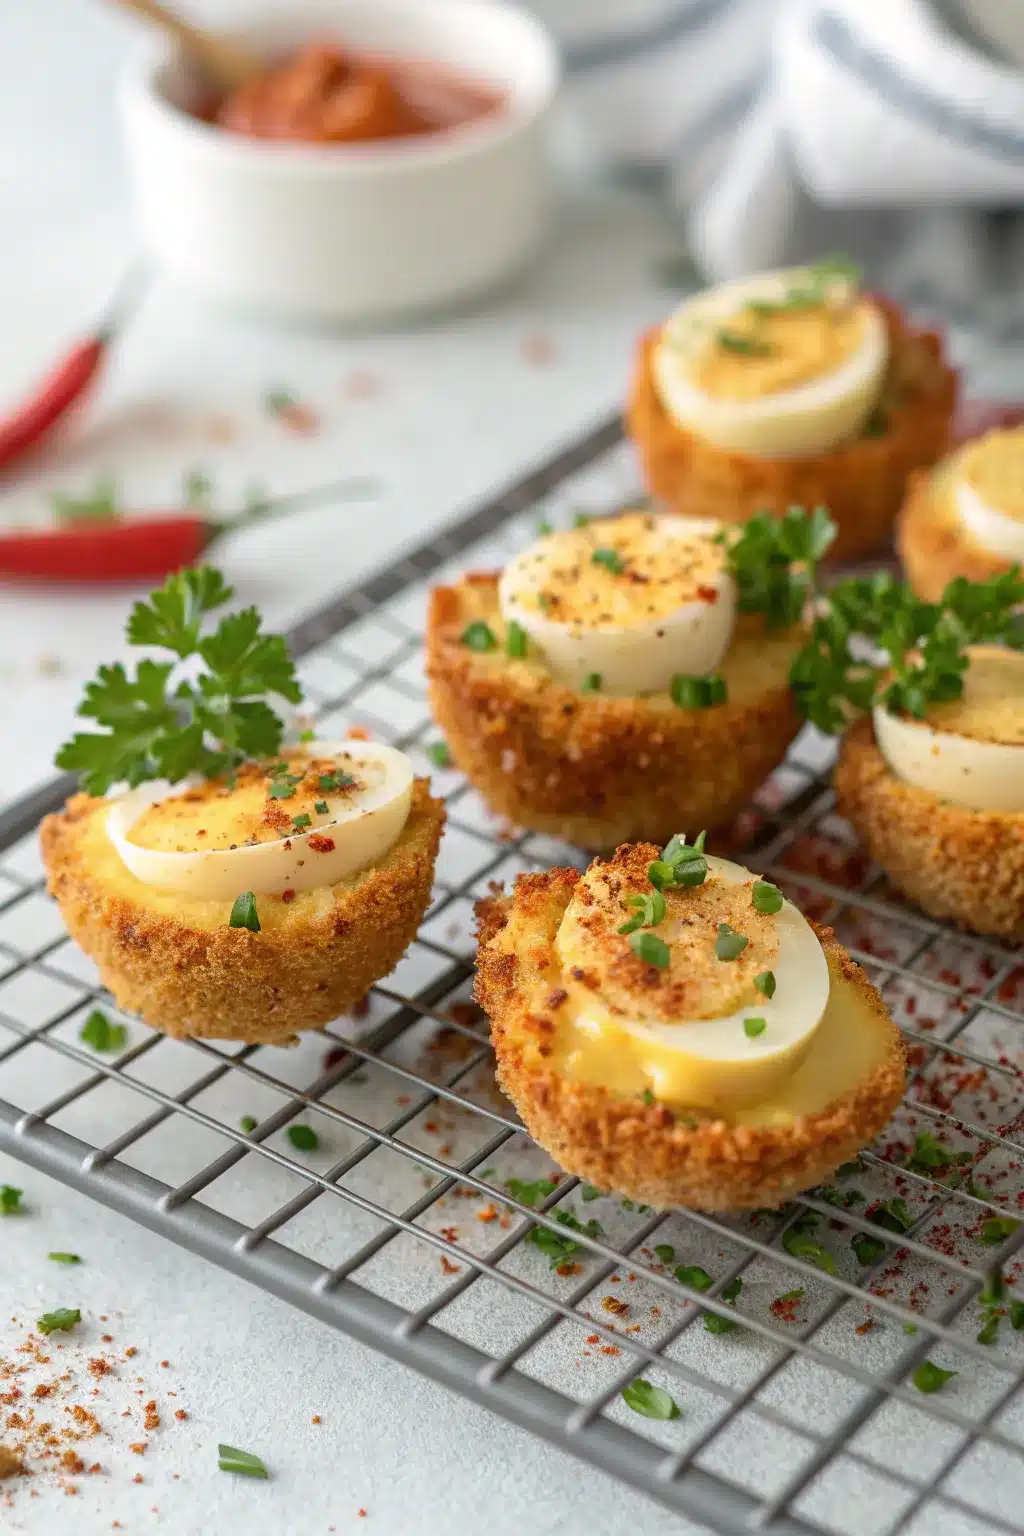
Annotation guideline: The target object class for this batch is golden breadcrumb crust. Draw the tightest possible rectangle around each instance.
[474,853,905,1211]
[897,464,1008,602]
[627,299,957,565]
[835,715,1024,938]
[40,780,445,1044]
[426,574,803,848]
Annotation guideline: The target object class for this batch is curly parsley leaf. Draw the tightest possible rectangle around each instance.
[723,506,836,633]
[56,567,302,794]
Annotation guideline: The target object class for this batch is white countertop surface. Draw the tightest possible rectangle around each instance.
[0,3,710,1532]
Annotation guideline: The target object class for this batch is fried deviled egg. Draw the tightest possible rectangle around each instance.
[41,567,444,1044]
[899,426,1024,601]
[43,743,444,1043]
[475,841,904,1211]
[628,260,956,564]
[426,509,805,848]
[836,647,1024,938]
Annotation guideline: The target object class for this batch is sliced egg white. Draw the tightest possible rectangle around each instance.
[106,741,413,899]
[955,434,1024,562]
[653,266,889,460]
[498,514,735,696]
[874,703,1024,814]
[563,856,831,1110]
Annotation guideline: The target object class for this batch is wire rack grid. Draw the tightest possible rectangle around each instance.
[1,415,1023,1536]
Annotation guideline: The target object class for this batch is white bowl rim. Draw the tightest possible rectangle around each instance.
[121,0,562,176]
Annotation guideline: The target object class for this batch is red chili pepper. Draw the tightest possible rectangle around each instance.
[0,477,375,585]
[0,267,146,474]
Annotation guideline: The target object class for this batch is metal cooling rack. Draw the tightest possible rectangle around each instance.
[1,413,1024,1536]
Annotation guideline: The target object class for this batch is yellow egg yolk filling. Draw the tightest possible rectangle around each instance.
[915,647,1024,747]
[959,428,1024,527]
[688,298,869,403]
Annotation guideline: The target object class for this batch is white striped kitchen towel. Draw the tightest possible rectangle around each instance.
[535,0,1024,309]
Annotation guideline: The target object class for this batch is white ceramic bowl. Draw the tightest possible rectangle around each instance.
[120,0,560,322]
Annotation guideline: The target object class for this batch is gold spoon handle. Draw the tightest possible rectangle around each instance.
[114,0,260,91]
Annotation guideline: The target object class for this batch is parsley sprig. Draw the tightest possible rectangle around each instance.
[723,506,836,633]
[56,567,302,794]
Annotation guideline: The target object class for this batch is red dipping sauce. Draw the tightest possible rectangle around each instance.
[212,42,505,145]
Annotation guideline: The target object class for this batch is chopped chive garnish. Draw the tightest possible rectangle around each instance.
[717,330,772,355]
[618,890,666,935]
[48,1253,80,1265]
[269,776,299,800]
[37,1308,81,1334]
[218,1444,268,1478]
[592,548,624,575]
[751,879,783,915]
[425,742,452,769]
[912,1361,956,1394]
[670,674,727,710]
[621,1379,680,1420]
[754,970,776,999]
[287,1124,318,1151]
[0,1185,23,1214]
[572,513,590,528]
[298,728,316,743]
[674,1264,713,1291]
[314,799,330,815]
[80,1010,127,1053]
[229,892,260,932]
[581,673,602,693]
[536,519,553,536]
[318,771,355,793]
[291,813,312,831]
[461,621,497,652]
[505,620,528,659]
[744,1018,767,1039]
[240,1115,258,1133]
[714,923,748,962]
[629,931,671,968]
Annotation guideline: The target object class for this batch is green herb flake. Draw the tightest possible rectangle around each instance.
[592,548,625,575]
[425,741,452,769]
[912,1361,957,1395]
[218,1444,268,1479]
[37,1308,81,1335]
[536,519,554,536]
[618,889,666,935]
[504,619,528,660]
[754,970,777,999]
[906,1130,956,1172]
[572,513,591,528]
[239,1115,258,1133]
[287,1124,318,1151]
[48,1253,81,1265]
[505,1177,557,1208]
[52,474,120,526]
[461,621,497,653]
[674,1264,713,1292]
[183,468,214,508]
[977,1312,1001,1346]
[580,1184,603,1203]
[0,1185,23,1215]
[621,1379,680,1420]
[703,1312,737,1334]
[980,1215,1020,1246]
[1010,1301,1024,1331]
[871,1197,913,1234]
[715,923,749,962]
[318,771,355,793]
[229,892,260,933]
[851,1232,887,1267]
[717,329,772,356]
[629,930,671,969]
[298,728,316,744]
[581,673,602,694]
[783,1227,837,1274]
[291,813,312,831]
[775,1288,805,1303]
[744,1017,767,1039]
[721,1277,743,1302]
[903,1322,918,1335]
[314,800,330,815]
[751,879,783,915]
[671,674,727,710]
[654,1244,676,1265]
[80,1010,127,1054]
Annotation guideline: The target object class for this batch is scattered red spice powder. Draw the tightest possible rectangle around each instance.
[307,833,335,853]
[440,1257,460,1275]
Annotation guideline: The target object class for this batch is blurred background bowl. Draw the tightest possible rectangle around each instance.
[120,0,560,324]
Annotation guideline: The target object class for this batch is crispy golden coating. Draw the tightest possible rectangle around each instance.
[475,851,905,1212]
[40,780,445,1044]
[835,715,1024,938]
[627,299,957,565]
[426,573,803,848]
[898,463,1009,602]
